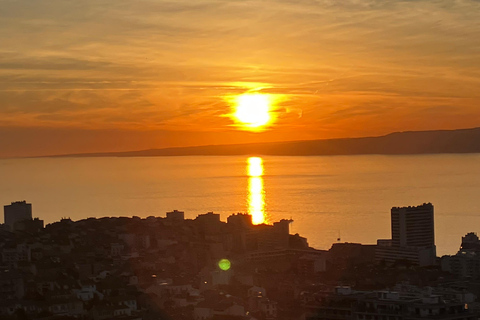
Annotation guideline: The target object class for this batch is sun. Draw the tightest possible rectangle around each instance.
[232,93,273,131]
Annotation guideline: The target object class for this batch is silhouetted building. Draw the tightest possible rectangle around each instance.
[0,270,25,299]
[376,203,436,266]
[227,213,253,253]
[227,213,252,230]
[4,201,32,231]
[14,217,44,233]
[328,242,376,267]
[249,219,293,251]
[165,209,185,225]
[195,211,222,235]
[304,286,476,320]
[441,232,480,278]
[391,203,435,247]
[460,232,480,251]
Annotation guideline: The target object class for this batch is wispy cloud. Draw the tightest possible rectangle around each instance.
[1,0,480,155]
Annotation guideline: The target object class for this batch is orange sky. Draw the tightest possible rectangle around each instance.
[1,0,480,157]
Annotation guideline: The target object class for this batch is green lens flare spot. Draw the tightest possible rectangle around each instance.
[218,259,231,271]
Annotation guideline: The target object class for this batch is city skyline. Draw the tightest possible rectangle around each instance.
[0,199,440,256]
[3,201,478,319]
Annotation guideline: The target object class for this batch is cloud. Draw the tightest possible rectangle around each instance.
[0,54,111,71]
[0,0,480,155]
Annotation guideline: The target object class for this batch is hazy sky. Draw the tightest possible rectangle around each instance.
[1,0,480,156]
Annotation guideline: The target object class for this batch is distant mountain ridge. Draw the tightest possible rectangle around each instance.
[49,127,480,157]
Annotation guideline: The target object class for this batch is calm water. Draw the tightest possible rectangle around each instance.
[1,154,480,256]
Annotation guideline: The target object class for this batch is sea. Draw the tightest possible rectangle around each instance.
[1,154,480,256]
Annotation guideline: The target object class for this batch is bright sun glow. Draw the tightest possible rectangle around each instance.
[233,93,273,131]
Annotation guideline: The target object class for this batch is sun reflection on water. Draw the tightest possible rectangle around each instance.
[247,157,267,224]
